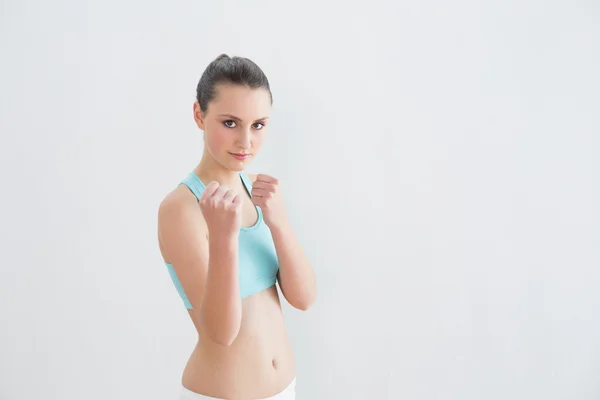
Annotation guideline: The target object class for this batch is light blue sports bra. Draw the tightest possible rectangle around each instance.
[164,171,280,309]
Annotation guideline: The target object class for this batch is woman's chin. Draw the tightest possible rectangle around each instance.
[224,154,253,171]
[224,159,249,172]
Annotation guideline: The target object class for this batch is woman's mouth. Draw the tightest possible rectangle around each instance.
[230,152,250,160]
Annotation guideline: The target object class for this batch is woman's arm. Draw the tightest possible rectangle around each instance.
[270,222,317,311]
[158,189,242,345]
[249,174,317,311]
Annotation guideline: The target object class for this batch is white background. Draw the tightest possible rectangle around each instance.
[1,1,599,399]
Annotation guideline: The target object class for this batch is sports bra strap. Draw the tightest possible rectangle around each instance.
[180,172,205,201]
[239,172,254,195]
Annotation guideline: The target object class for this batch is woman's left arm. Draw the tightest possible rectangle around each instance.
[251,174,317,311]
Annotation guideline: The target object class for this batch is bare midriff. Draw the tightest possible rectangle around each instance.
[181,285,296,400]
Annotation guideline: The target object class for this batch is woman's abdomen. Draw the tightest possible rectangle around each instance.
[181,286,296,399]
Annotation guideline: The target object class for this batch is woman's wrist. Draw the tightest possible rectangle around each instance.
[209,231,238,252]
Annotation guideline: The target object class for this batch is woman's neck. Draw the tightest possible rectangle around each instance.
[194,153,244,190]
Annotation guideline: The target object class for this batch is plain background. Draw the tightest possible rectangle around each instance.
[1,1,599,399]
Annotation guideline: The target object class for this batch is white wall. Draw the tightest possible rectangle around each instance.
[1,1,599,399]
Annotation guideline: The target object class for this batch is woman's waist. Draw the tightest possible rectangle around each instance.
[183,289,295,394]
[183,332,295,398]
[192,310,295,371]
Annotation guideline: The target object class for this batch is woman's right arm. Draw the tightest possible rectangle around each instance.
[158,190,242,346]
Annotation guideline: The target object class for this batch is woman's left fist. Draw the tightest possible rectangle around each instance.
[251,174,287,228]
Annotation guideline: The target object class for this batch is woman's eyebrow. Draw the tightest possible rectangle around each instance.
[218,114,269,122]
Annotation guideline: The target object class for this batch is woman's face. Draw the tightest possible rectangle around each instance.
[194,84,272,172]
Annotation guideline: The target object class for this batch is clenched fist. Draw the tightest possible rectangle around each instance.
[251,174,287,229]
[199,181,243,238]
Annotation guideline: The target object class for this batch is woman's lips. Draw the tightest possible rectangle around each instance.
[230,152,250,160]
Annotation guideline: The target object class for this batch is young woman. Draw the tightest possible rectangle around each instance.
[157,54,317,400]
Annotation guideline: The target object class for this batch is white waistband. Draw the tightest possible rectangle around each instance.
[179,377,296,400]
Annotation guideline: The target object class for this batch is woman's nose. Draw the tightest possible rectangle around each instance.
[237,129,251,148]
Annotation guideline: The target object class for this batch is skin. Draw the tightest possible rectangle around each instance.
[157,83,316,399]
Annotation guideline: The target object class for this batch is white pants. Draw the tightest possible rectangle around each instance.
[178,378,296,400]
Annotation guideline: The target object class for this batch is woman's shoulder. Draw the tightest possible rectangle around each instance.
[160,183,197,209]
[158,185,206,233]
[157,185,208,262]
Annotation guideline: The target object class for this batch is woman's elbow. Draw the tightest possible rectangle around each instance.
[291,293,316,311]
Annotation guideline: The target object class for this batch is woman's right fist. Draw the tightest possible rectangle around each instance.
[199,181,243,237]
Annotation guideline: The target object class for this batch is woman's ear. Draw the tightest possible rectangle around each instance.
[193,101,206,131]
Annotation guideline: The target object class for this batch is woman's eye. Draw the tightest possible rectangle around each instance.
[223,120,237,128]
[253,122,265,130]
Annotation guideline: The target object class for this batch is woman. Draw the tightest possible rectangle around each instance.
[157,54,317,400]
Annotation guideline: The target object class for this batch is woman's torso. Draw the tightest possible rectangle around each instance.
[158,172,296,399]
[181,287,296,399]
